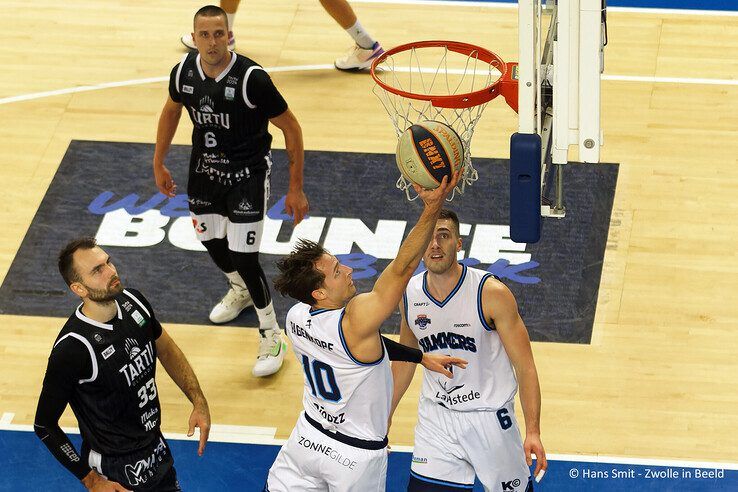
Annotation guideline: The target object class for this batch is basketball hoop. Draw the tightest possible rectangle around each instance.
[371,40,518,200]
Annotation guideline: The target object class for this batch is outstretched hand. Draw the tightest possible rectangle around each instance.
[421,353,468,378]
[413,170,461,208]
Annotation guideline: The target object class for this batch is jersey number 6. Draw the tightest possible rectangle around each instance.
[204,131,217,148]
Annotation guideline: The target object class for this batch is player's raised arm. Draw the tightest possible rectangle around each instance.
[344,172,459,338]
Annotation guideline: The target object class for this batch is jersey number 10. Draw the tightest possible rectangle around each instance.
[301,355,342,402]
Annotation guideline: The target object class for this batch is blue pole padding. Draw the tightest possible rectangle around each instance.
[509,132,542,243]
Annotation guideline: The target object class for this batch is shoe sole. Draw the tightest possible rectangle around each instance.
[252,342,287,377]
[334,63,373,72]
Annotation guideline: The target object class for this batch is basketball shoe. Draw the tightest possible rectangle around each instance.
[253,329,287,377]
[180,33,236,51]
[209,279,253,324]
[334,41,384,71]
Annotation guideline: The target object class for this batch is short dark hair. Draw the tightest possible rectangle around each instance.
[274,239,328,306]
[439,208,461,237]
[58,237,98,286]
[194,5,228,28]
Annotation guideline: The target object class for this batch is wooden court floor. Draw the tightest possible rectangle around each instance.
[1,0,737,466]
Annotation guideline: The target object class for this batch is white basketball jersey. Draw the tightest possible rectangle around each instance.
[404,265,518,411]
[285,303,393,441]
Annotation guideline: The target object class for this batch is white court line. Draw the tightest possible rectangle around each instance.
[351,0,738,17]
[2,412,737,469]
[0,66,736,107]
[603,74,738,86]
[0,413,280,445]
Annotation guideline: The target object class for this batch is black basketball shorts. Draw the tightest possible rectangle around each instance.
[84,433,181,491]
[187,157,271,253]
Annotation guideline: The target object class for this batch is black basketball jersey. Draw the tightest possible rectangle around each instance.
[168,52,288,187]
[49,289,163,456]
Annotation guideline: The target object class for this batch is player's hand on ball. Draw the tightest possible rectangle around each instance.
[414,171,461,208]
[421,352,468,378]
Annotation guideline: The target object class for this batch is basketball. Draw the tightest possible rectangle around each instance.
[395,120,465,189]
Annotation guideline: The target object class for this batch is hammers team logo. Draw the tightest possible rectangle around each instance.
[414,314,431,329]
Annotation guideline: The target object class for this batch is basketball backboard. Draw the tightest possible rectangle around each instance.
[511,0,607,242]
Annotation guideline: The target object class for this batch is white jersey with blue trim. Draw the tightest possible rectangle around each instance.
[404,265,518,411]
[284,303,393,441]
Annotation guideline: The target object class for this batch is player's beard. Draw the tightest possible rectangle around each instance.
[84,276,124,303]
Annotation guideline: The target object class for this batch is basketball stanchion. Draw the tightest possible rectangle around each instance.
[371,40,518,201]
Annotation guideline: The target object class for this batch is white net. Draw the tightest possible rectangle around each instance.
[372,43,503,200]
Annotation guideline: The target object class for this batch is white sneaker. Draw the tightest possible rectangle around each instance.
[252,329,287,377]
[180,33,236,51]
[208,281,253,324]
[334,41,385,71]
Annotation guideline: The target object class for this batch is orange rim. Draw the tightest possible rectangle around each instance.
[371,40,515,110]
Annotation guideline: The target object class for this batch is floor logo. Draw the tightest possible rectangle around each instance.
[0,142,617,342]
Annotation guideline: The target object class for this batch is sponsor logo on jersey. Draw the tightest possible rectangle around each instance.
[182,84,194,94]
[141,406,159,431]
[194,153,248,186]
[297,435,358,470]
[123,436,167,486]
[418,332,477,353]
[192,218,207,234]
[131,310,146,327]
[453,323,471,327]
[439,379,465,395]
[121,300,133,312]
[186,69,193,78]
[119,340,156,387]
[224,86,235,100]
[435,387,481,406]
[414,314,431,329]
[411,456,427,464]
[187,197,212,208]
[233,198,260,216]
[227,75,239,85]
[413,301,429,306]
[93,333,103,343]
[101,345,116,360]
[501,478,522,491]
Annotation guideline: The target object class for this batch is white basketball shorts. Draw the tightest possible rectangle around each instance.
[266,412,388,492]
[409,398,531,492]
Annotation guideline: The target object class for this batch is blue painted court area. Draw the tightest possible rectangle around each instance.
[2,429,736,491]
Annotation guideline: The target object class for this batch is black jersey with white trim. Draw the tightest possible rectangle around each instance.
[44,289,164,456]
[169,52,288,186]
